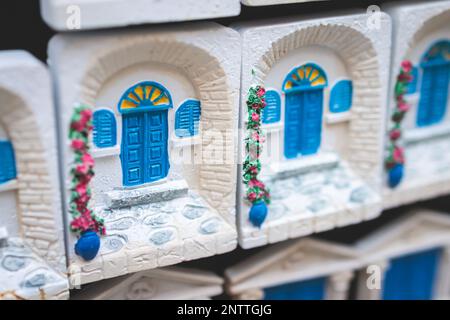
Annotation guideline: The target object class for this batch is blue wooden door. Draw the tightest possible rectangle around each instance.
[264,277,326,300]
[122,110,168,186]
[301,89,323,155]
[417,64,450,126]
[284,89,323,158]
[417,40,450,127]
[383,248,441,300]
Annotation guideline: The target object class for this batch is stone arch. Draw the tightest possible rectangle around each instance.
[252,24,382,180]
[408,9,450,58]
[78,37,235,224]
[0,87,61,267]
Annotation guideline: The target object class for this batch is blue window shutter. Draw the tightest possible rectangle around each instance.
[175,99,201,138]
[262,90,281,124]
[93,110,117,148]
[406,66,419,94]
[0,141,17,183]
[264,277,326,300]
[417,66,434,127]
[329,80,353,113]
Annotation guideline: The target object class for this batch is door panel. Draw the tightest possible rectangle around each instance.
[300,89,323,155]
[383,248,441,300]
[284,92,302,159]
[122,113,145,186]
[145,110,168,183]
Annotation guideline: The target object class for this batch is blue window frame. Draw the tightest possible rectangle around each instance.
[383,248,441,300]
[262,90,281,124]
[175,99,201,138]
[0,140,17,184]
[283,63,328,159]
[417,40,450,127]
[406,66,419,94]
[264,277,326,300]
[118,81,172,186]
[329,79,353,113]
[93,109,117,148]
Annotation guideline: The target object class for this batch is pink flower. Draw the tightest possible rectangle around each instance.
[401,60,413,73]
[393,146,404,164]
[256,87,266,97]
[80,109,93,123]
[249,166,258,174]
[75,183,87,196]
[249,179,265,189]
[389,129,401,141]
[398,102,410,112]
[251,112,260,122]
[71,139,85,151]
[247,192,257,202]
[82,153,94,167]
[252,103,261,110]
[252,132,260,141]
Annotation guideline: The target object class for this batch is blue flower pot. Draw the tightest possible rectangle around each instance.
[388,164,404,188]
[249,202,268,228]
[74,231,100,261]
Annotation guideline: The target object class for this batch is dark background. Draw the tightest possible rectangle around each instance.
[1,0,449,299]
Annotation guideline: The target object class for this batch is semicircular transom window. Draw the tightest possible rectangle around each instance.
[283,63,328,92]
[118,81,173,113]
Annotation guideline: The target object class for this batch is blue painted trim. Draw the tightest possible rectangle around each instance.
[282,62,328,93]
[329,79,353,113]
[117,81,173,114]
[93,109,117,148]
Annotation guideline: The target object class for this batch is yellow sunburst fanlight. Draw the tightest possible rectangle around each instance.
[421,40,450,65]
[283,63,328,92]
[119,81,172,112]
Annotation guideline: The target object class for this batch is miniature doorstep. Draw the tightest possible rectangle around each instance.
[225,238,359,300]
[382,1,450,208]
[40,0,240,31]
[241,0,328,6]
[226,209,450,300]
[0,51,68,300]
[234,12,391,249]
[49,22,240,286]
[71,266,224,300]
[354,209,450,300]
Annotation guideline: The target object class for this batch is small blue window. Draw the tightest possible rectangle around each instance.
[0,141,17,184]
[175,99,201,138]
[329,80,353,113]
[406,66,419,94]
[262,90,281,124]
[93,109,117,148]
